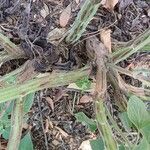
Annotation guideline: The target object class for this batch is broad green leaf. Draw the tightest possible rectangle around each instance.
[90,138,104,150]
[134,137,150,150]
[23,93,35,113]
[140,125,150,143]
[119,112,132,131]
[127,95,150,129]
[19,133,33,150]
[76,76,91,90]
[75,112,97,132]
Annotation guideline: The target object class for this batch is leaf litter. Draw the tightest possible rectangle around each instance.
[0,0,150,149]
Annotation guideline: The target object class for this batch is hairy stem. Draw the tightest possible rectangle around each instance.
[7,98,23,150]
[0,66,89,103]
[112,28,150,64]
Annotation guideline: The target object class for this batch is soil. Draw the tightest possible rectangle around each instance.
[0,0,150,149]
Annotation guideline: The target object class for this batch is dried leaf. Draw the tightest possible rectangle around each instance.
[47,28,67,45]
[45,97,54,111]
[101,0,118,11]
[79,95,93,104]
[100,29,112,53]
[40,3,49,18]
[59,4,71,27]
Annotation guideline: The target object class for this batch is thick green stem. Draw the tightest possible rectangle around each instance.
[96,100,118,150]
[7,98,23,150]
[0,66,89,103]
[66,0,101,43]
[112,28,150,64]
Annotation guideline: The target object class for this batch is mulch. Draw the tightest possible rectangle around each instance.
[0,0,149,149]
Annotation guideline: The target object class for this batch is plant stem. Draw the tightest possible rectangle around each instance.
[105,106,133,149]
[7,98,23,150]
[112,28,150,64]
[0,32,25,63]
[109,64,150,87]
[95,100,118,150]
[66,0,101,43]
[0,66,89,103]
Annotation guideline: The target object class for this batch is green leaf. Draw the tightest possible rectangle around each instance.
[2,127,11,140]
[76,76,91,90]
[127,95,150,129]
[23,93,35,113]
[119,144,126,150]
[119,112,133,131]
[75,112,97,132]
[140,125,150,143]
[90,138,104,150]
[19,133,33,150]
[134,137,150,150]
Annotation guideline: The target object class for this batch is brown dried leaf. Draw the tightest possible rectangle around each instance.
[101,0,119,11]
[79,95,93,104]
[59,4,71,27]
[45,97,54,111]
[100,29,112,53]
[47,28,67,45]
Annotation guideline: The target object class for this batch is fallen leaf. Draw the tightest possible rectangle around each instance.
[40,3,49,18]
[59,4,71,27]
[101,0,118,11]
[47,28,67,45]
[45,97,54,111]
[100,29,112,53]
[79,95,93,104]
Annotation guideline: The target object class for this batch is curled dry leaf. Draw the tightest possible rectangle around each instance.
[45,97,54,111]
[59,4,71,27]
[101,0,119,11]
[79,95,93,104]
[100,29,112,53]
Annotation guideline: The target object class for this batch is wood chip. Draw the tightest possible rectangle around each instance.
[55,126,69,138]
